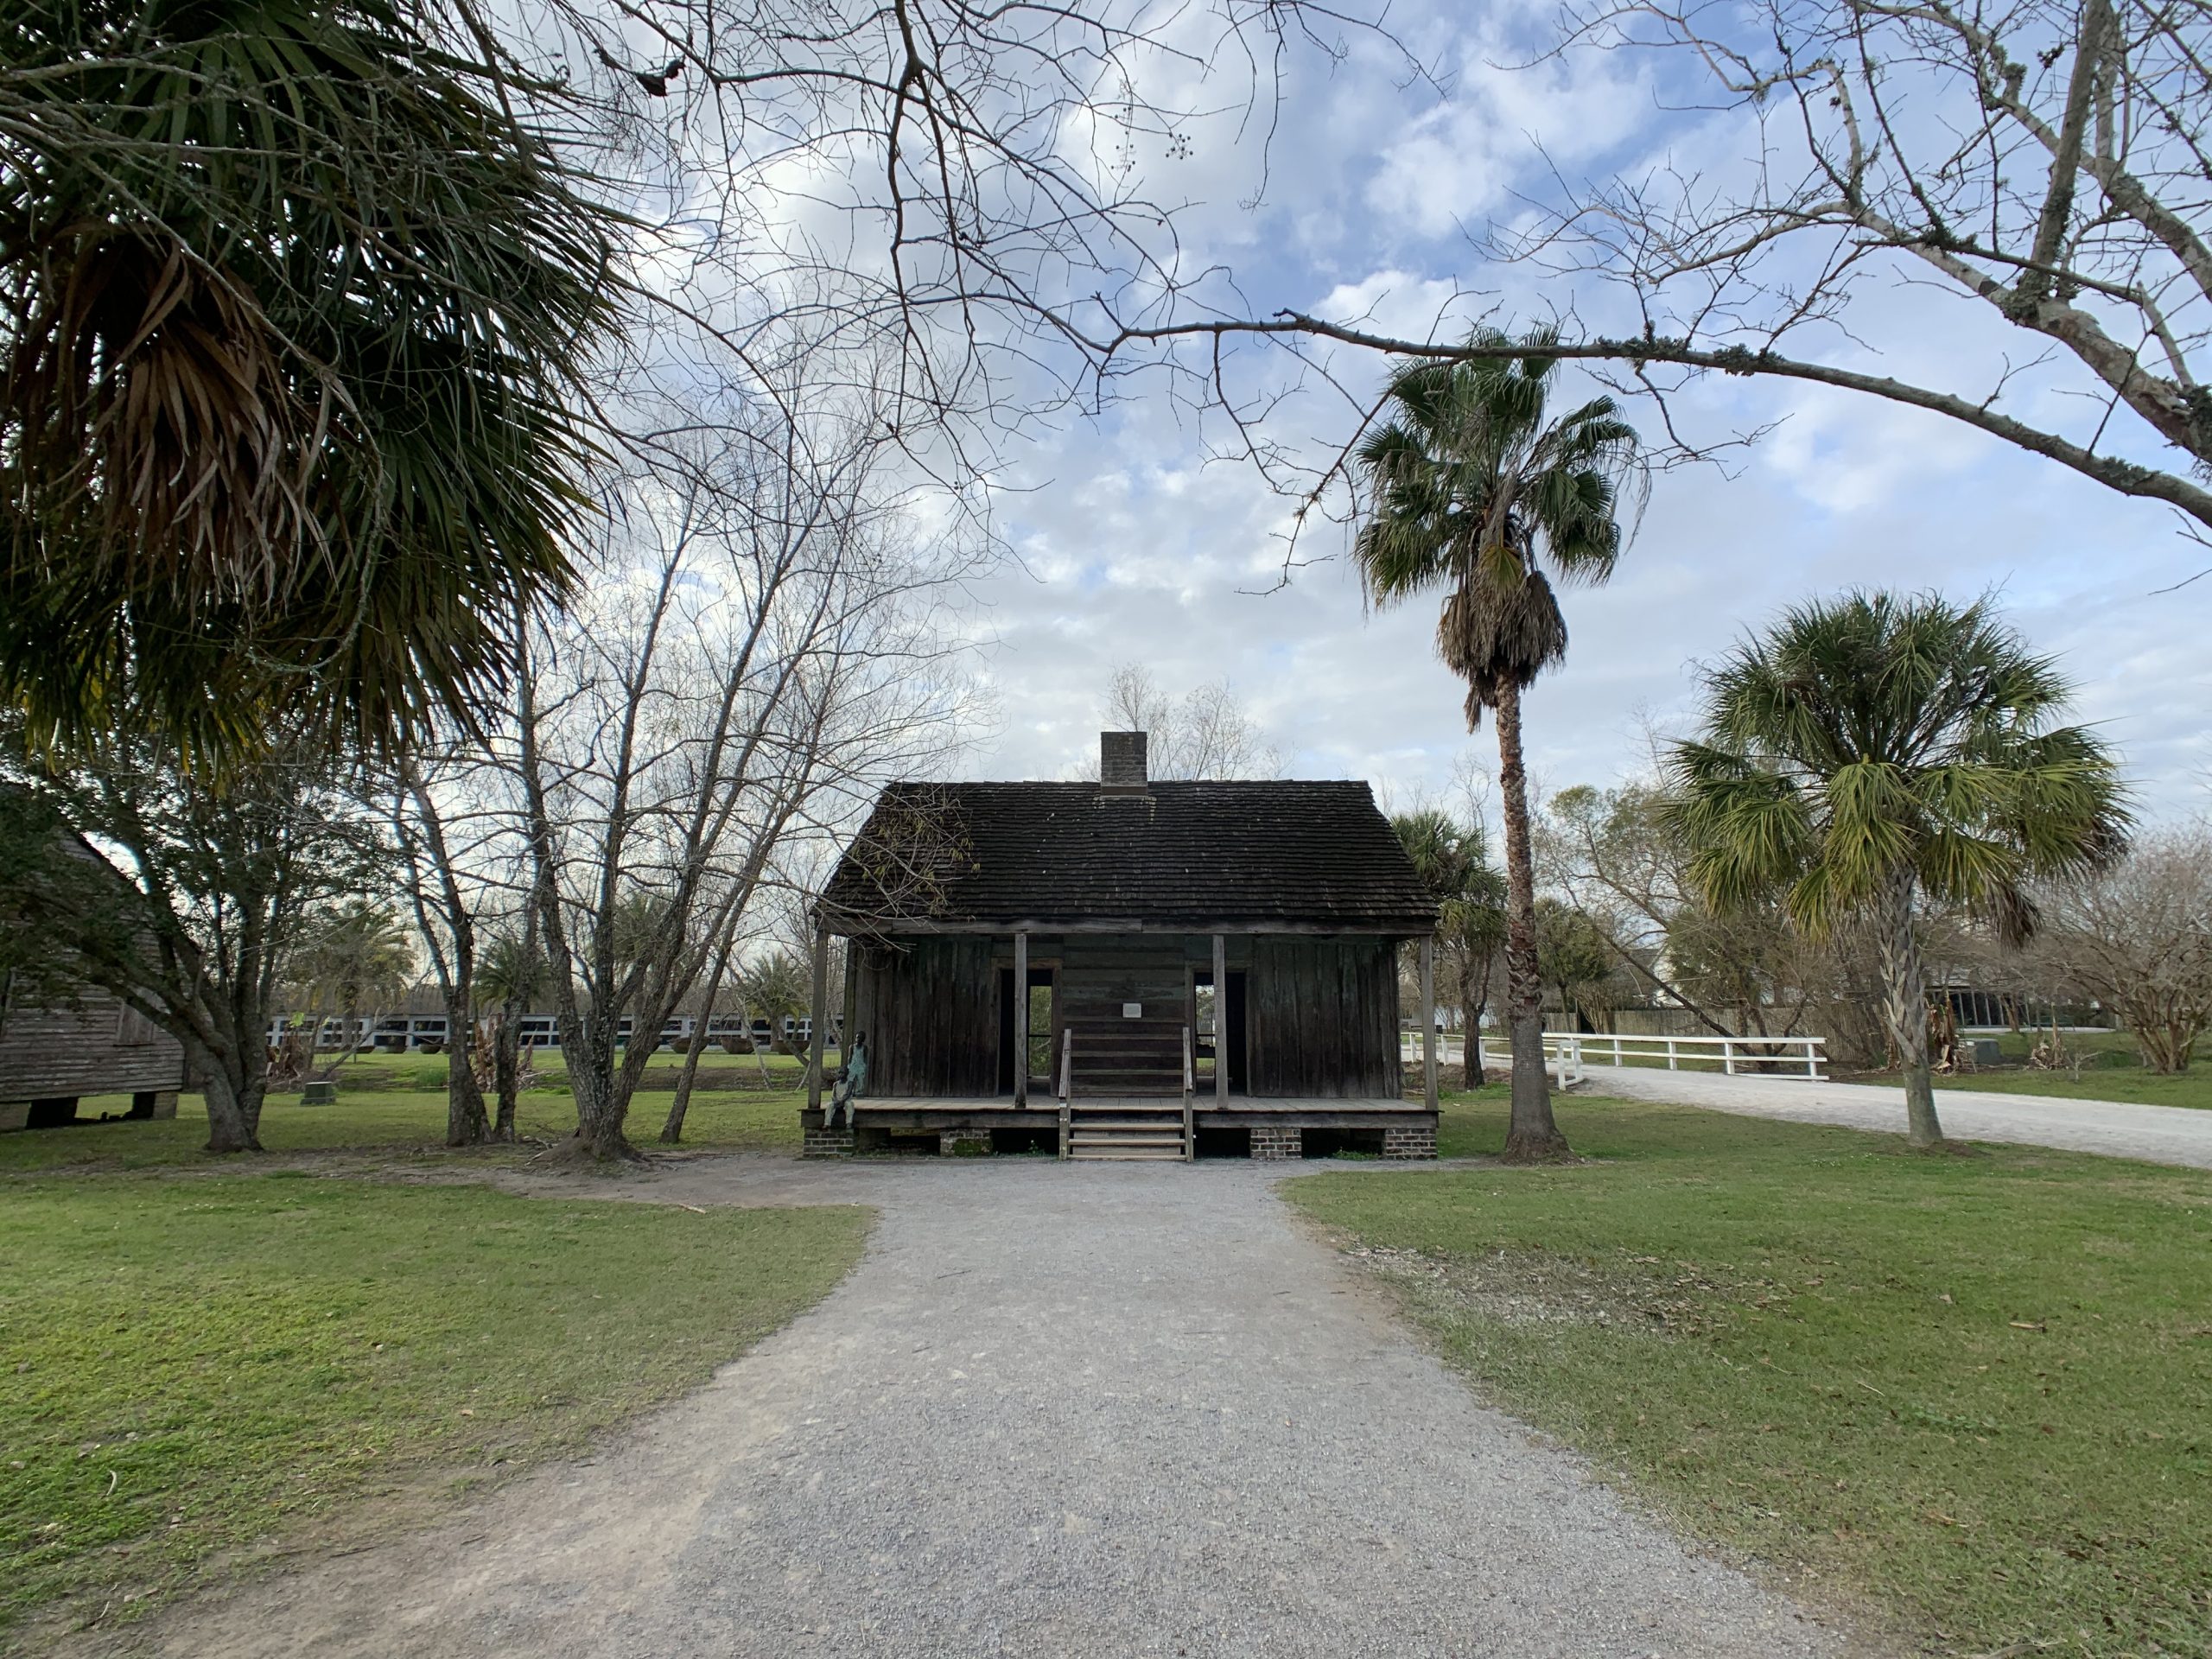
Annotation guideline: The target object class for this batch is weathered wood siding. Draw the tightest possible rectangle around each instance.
[1054,936,1202,1095]
[0,989,185,1101]
[1248,936,1399,1098]
[853,938,998,1096]
[852,931,1399,1099]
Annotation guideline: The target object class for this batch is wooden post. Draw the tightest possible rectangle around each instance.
[1014,930,1030,1109]
[806,921,829,1114]
[1212,932,1228,1106]
[1420,935,1438,1112]
[840,944,858,1073]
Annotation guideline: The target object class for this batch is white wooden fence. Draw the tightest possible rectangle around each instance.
[1465,1030,1829,1086]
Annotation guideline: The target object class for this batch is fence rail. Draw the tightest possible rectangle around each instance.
[1472,1029,1827,1086]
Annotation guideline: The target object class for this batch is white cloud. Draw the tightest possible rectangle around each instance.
[1364,41,1651,242]
[735,0,2212,824]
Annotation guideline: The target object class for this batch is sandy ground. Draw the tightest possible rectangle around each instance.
[80,1157,1875,1659]
[1580,1065,2212,1168]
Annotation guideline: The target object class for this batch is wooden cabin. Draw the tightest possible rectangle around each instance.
[800,732,1441,1160]
[0,980,183,1131]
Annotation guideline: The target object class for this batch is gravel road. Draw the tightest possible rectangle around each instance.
[104,1157,1867,1659]
[1581,1065,2212,1169]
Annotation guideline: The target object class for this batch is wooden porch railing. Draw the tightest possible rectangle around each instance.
[1180,1023,1195,1163]
[1058,1027,1072,1160]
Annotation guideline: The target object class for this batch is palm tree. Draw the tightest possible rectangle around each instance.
[289,901,415,1078]
[1668,591,2128,1148]
[1355,331,1645,1160]
[1,0,621,763]
[741,952,813,1046]
[1392,808,1509,1084]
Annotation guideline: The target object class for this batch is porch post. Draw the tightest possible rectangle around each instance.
[1420,934,1438,1113]
[1212,932,1228,1105]
[1014,929,1030,1108]
[841,944,858,1068]
[806,919,829,1113]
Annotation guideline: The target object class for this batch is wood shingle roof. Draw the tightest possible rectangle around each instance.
[822,779,1437,935]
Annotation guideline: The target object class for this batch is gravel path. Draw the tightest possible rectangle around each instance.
[1583,1065,2212,1169]
[110,1159,1866,1659]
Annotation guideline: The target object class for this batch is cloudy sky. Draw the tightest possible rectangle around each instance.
[935,0,2212,822]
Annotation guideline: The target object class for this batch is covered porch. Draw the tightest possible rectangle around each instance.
[800,1094,1438,1161]
[798,926,1444,1161]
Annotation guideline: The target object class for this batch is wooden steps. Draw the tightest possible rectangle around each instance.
[1066,1019,1186,1098]
[1064,1100,1192,1161]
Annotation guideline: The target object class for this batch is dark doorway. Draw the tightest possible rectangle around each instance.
[995,964,1058,1096]
[1224,969,1248,1093]
[1192,968,1249,1095]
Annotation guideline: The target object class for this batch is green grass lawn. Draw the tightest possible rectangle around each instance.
[0,1080,806,1174]
[0,1173,869,1634]
[1902,1030,2212,1112]
[1289,1094,2212,1658]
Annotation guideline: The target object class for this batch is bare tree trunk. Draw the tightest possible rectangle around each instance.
[444,986,489,1147]
[197,1044,266,1153]
[1462,995,1481,1086]
[2126,995,2196,1073]
[744,999,772,1085]
[663,931,738,1143]
[567,1027,638,1161]
[1493,676,1571,1162]
[1875,869,1947,1148]
[492,1008,522,1141]
[1466,949,1496,1087]
[492,905,536,1141]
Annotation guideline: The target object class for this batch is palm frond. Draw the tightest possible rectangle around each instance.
[1351,326,1645,716]
[0,0,627,764]
[1668,588,2128,938]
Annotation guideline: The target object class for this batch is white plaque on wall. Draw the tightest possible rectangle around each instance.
[1122,1002,1142,1019]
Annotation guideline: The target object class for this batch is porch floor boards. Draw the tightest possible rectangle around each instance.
[849,1096,1426,1116]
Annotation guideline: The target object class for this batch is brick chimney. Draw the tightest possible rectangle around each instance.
[1099,730,1149,795]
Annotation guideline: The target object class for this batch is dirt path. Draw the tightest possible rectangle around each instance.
[1581,1065,2212,1169]
[92,1158,1869,1659]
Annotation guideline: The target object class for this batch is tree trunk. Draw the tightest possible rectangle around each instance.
[444,988,489,1147]
[1463,994,1483,1086]
[743,1000,772,1085]
[663,933,737,1144]
[1874,868,1946,1148]
[492,908,537,1141]
[492,1008,521,1141]
[1492,675,1571,1162]
[567,1026,637,1162]
[1466,950,1497,1087]
[2126,994,2197,1074]
[200,1059,264,1153]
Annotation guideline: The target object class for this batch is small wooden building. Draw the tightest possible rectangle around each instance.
[0,812,187,1131]
[0,981,183,1131]
[801,733,1441,1160]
